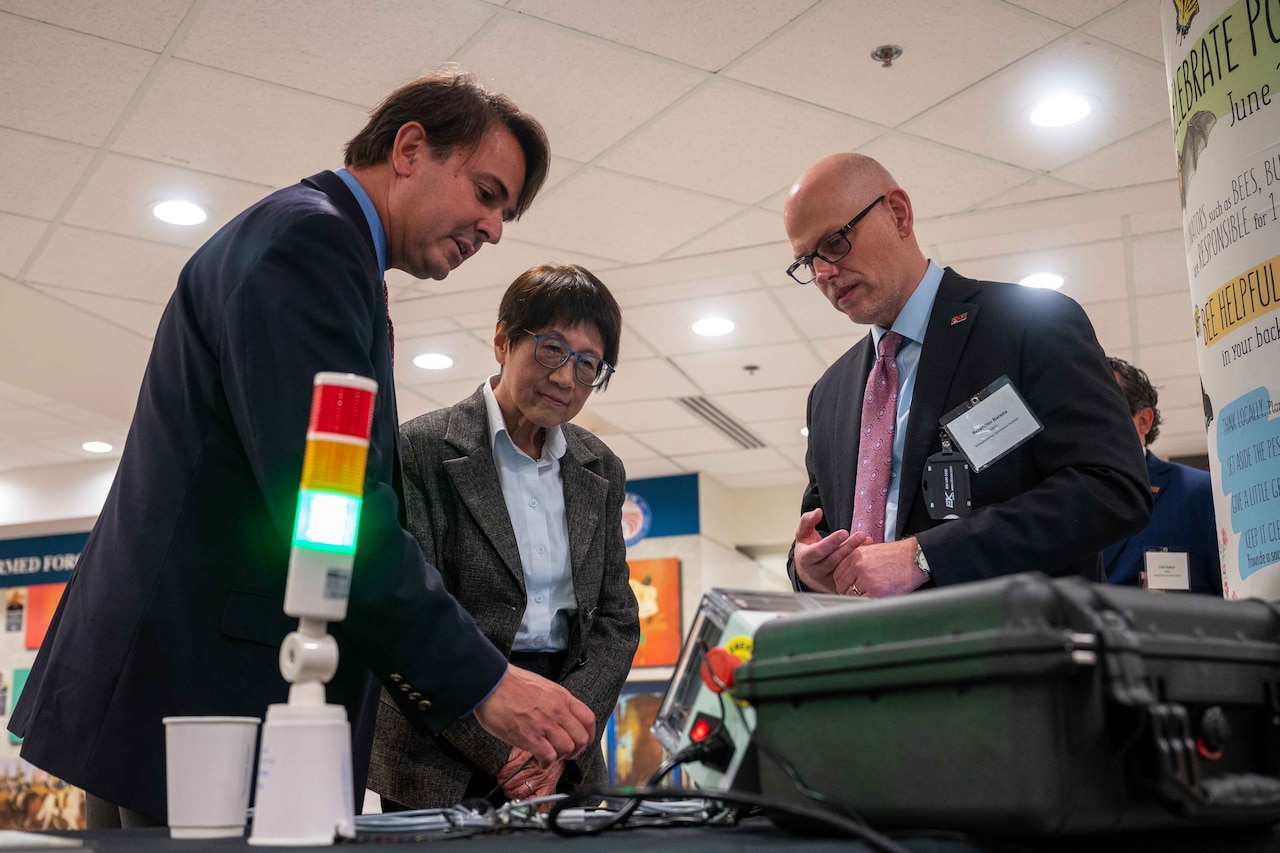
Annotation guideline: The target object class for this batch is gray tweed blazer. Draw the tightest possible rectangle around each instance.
[367,386,640,807]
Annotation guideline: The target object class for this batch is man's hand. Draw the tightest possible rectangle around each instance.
[832,536,928,598]
[473,665,595,768]
[498,747,564,806]
[792,508,871,593]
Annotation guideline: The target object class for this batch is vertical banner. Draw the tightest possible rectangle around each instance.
[1162,0,1280,599]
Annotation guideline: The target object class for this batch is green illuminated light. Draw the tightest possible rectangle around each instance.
[292,489,361,554]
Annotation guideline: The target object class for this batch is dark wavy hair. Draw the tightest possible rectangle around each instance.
[1108,357,1162,444]
[498,265,622,390]
[343,68,549,219]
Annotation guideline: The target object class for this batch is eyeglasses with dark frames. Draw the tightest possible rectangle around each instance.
[523,330,615,388]
[786,195,886,285]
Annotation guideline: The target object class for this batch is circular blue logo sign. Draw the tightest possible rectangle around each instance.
[621,492,651,548]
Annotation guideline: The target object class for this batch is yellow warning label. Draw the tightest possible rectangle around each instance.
[724,636,753,662]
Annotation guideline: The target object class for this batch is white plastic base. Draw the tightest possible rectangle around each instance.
[248,703,355,846]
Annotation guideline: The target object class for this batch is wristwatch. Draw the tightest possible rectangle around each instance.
[914,543,932,580]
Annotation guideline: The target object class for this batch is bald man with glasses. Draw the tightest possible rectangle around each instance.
[783,153,1151,599]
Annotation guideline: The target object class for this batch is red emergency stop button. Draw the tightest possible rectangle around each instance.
[700,646,742,693]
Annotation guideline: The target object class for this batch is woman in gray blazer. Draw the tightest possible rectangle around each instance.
[368,263,640,809]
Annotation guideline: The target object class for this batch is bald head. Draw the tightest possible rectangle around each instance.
[783,153,898,231]
[782,153,927,328]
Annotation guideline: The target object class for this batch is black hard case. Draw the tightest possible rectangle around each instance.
[735,574,1280,836]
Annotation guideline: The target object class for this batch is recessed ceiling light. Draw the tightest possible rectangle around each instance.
[800,426,810,437]
[413,353,453,370]
[1029,94,1091,127]
[153,200,208,225]
[1019,273,1065,290]
[692,317,734,337]
[82,441,113,453]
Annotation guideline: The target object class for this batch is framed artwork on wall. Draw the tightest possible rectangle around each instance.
[627,558,681,668]
[605,681,680,788]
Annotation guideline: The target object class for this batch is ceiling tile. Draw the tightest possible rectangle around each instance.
[633,425,737,456]
[0,0,193,51]
[956,239,1126,306]
[1136,291,1195,346]
[936,219,1120,266]
[396,331,496,390]
[713,387,813,423]
[970,177,1087,210]
[812,335,866,365]
[1141,339,1201,378]
[175,0,494,106]
[752,418,809,445]
[671,342,824,395]
[624,290,800,357]
[1052,123,1177,190]
[511,0,813,71]
[38,402,128,431]
[389,317,459,341]
[0,380,53,407]
[0,442,77,471]
[777,281,873,340]
[65,154,272,249]
[622,458,688,480]
[726,0,1067,127]
[0,213,45,278]
[0,12,157,146]
[27,226,190,302]
[503,168,742,264]
[0,128,97,221]
[36,428,128,462]
[858,135,1035,216]
[592,433,659,463]
[1083,300,1133,353]
[667,209,786,259]
[669,446,793,477]
[714,469,807,490]
[595,357,699,402]
[0,408,83,441]
[456,13,704,162]
[599,80,882,204]
[112,60,369,187]
[588,399,702,433]
[901,35,1168,172]
[1001,0,1125,27]
[404,380,488,411]
[424,237,622,297]
[29,286,166,339]
[1132,230,1191,297]
[393,387,438,423]
[1155,374,1202,413]
[614,273,759,307]
[1084,0,1164,61]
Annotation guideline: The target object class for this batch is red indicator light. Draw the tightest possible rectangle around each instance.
[309,381,375,440]
[690,718,712,743]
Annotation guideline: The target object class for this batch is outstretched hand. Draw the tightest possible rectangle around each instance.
[473,665,595,768]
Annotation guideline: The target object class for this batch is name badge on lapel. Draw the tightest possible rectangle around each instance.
[923,431,971,520]
[940,376,1042,472]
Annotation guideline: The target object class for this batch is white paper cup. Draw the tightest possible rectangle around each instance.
[163,715,260,839]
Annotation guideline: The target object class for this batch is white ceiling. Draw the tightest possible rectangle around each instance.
[0,0,1206,491]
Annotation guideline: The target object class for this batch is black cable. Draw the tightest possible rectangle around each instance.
[548,785,915,853]
[482,754,534,804]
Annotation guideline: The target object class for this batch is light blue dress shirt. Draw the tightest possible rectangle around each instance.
[482,378,576,652]
[869,260,943,542]
[334,168,387,274]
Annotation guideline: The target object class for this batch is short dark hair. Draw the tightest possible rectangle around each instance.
[1108,357,1162,444]
[498,264,622,390]
[343,68,549,219]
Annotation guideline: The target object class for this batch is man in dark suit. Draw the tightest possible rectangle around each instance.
[1103,358,1223,595]
[9,70,594,828]
[783,153,1151,598]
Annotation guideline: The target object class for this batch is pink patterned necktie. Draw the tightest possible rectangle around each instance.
[851,331,905,543]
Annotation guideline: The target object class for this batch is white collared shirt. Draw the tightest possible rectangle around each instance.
[482,378,575,652]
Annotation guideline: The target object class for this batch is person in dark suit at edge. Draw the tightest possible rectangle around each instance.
[370,264,639,810]
[9,69,595,829]
[783,153,1151,598]
[1103,357,1223,596]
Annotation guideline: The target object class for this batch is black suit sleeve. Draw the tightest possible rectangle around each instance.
[218,210,506,731]
[915,293,1151,584]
